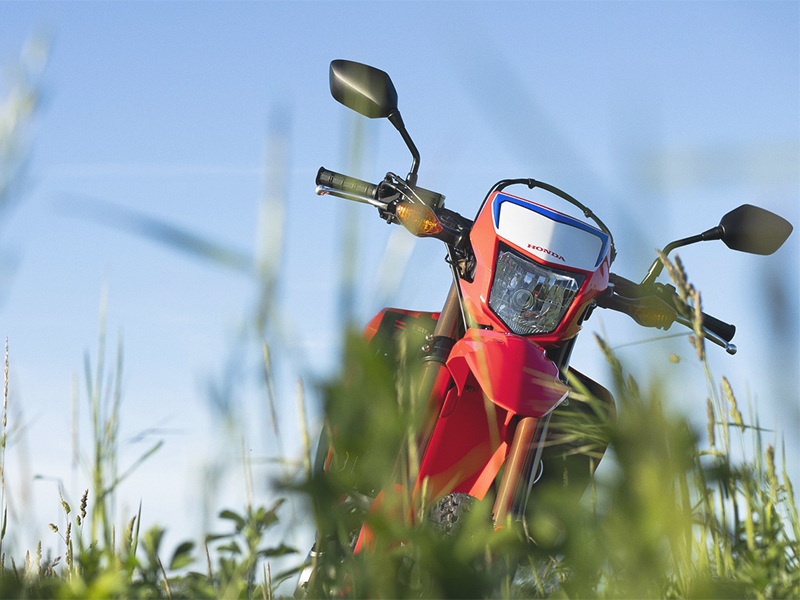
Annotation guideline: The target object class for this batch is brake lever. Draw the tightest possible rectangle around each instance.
[315,185,389,210]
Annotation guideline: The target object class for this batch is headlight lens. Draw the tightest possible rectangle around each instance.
[488,247,584,335]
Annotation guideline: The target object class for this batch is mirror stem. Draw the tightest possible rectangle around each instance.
[388,111,420,187]
[641,226,723,287]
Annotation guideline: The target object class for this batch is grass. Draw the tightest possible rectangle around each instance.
[1,36,798,599]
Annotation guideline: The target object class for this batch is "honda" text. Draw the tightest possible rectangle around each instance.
[527,244,566,262]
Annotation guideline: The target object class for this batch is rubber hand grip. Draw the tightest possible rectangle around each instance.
[316,167,378,199]
[701,313,736,342]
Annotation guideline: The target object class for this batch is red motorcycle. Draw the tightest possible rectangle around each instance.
[298,60,792,590]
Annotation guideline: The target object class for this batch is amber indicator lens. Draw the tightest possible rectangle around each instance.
[395,202,444,237]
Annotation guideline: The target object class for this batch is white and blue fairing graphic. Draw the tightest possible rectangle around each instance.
[492,193,610,272]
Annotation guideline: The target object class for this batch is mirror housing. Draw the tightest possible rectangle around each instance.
[328,60,421,187]
[329,60,398,119]
[641,204,793,286]
[719,204,793,255]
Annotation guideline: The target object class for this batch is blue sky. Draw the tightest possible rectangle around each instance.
[1,1,798,556]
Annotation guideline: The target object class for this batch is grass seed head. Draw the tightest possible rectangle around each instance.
[126,515,136,547]
[48,523,58,534]
[722,377,743,429]
[766,445,776,481]
[79,488,88,520]
[674,255,691,297]
[690,288,705,361]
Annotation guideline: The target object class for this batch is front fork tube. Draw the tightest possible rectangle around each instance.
[492,414,551,525]
[414,282,462,457]
[411,281,554,525]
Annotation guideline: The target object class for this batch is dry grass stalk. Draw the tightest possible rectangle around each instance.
[157,554,172,599]
[706,398,716,447]
[262,342,281,445]
[205,538,212,580]
[262,562,273,600]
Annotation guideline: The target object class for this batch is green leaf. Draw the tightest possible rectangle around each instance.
[144,526,165,558]
[217,541,242,555]
[218,509,246,532]
[169,541,195,570]
[256,498,285,529]
[258,543,297,558]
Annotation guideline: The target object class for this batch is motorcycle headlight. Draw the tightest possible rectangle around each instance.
[488,247,584,335]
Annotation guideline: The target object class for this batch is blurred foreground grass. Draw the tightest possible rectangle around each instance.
[0,38,798,600]
[0,306,797,598]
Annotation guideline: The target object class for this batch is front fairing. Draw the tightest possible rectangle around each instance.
[447,328,568,417]
[413,328,568,502]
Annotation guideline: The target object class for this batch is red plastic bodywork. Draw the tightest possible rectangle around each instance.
[446,329,568,417]
[413,329,568,503]
[358,309,570,506]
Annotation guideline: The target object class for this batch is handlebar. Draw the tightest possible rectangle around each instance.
[600,273,737,354]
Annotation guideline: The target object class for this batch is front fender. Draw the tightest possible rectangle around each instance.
[446,329,568,417]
